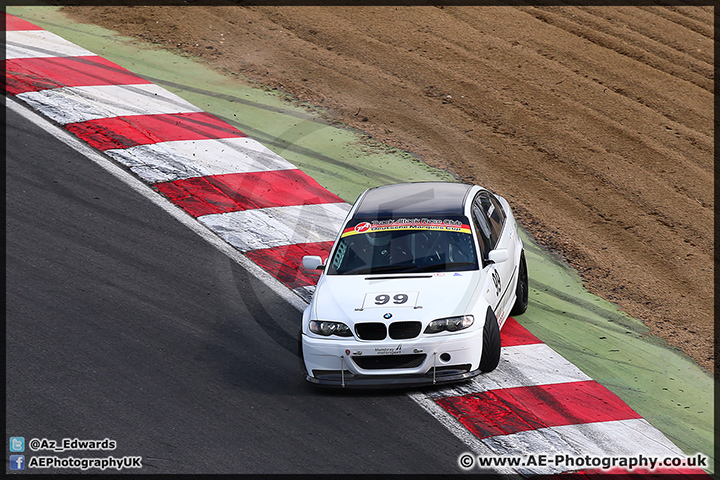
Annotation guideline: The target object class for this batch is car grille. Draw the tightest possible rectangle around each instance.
[352,354,427,370]
[355,321,423,340]
[355,322,387,340]
[388,321,421,339]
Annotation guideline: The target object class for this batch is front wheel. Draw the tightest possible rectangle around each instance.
[479,307,501,373]
[298,329,308,376]
[510,251,528,316]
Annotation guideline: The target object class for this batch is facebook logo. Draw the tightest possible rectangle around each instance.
[10,455,25,470]
[10,437,25,452]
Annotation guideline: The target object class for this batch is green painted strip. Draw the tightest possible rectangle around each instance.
[9,6,714,473]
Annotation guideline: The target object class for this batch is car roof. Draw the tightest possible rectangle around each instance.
[352,182,475,219]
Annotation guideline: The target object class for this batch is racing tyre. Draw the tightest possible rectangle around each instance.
[479,307,501,373]
[298,329,308,376]
[510,251,528,316]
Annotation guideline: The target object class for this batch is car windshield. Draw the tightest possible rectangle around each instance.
[327,217,478,275]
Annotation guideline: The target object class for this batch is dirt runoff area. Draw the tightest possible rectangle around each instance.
[61,5,714,372]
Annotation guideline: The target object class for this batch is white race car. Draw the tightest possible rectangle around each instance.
[300,182,528,387]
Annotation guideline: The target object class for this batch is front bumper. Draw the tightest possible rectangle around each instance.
[301,329,484,388]
[305,366,482,388]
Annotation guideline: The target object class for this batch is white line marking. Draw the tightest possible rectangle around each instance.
[16,83,202,125]
[5,30,96,59]
[106,137,295,184]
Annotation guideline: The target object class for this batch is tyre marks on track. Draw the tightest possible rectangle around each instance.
[3,13,705,475]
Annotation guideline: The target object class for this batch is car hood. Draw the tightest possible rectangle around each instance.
[311,271,483,325]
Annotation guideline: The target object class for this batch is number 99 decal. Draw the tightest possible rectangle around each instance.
[362,291,419,309]
[374,293,410,305]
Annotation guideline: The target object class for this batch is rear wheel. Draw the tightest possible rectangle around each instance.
[510,251,528,316]
[479,307,501,372]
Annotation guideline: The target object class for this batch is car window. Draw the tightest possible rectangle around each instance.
[474,192,505,248]
[327,217,478,275]
[471,200,492,260]
[487,193,506,240]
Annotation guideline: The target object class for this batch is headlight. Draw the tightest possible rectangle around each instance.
[309,320,353,337]
[424,315,474,334]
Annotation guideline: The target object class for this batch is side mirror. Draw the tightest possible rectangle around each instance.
[302,255,325,271]
[487,249,509,264]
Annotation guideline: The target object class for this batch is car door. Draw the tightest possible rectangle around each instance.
[470,193,502,315]
[486,192,517,320]
[472,192,514,319]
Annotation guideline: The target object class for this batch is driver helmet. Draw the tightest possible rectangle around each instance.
[367,231,392,247]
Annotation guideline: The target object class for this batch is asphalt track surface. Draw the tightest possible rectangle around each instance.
[6,105,471,474]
